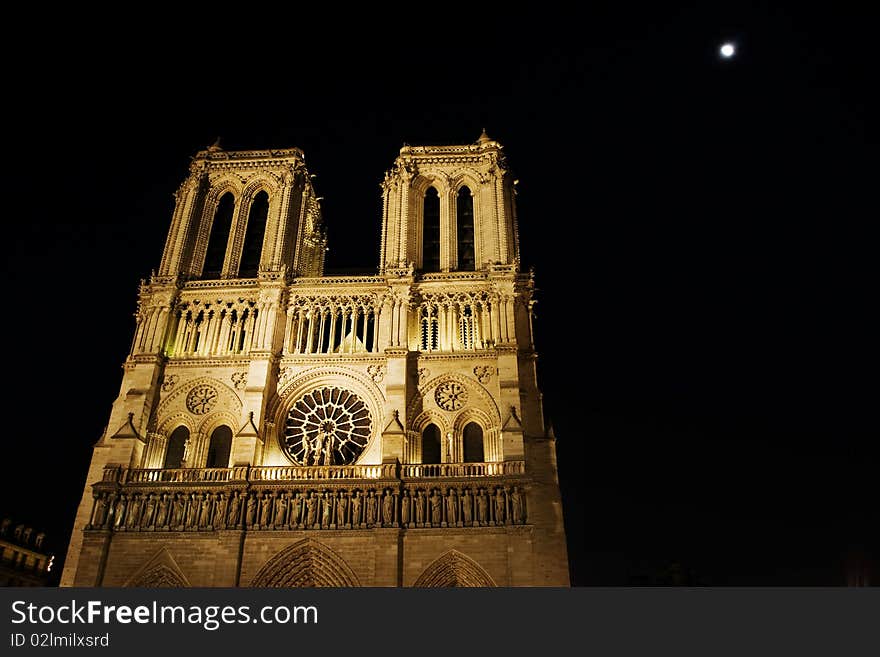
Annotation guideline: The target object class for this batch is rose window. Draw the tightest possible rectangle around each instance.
[186,385,218,415]
[282,387,372,465]
[435,381,469,411]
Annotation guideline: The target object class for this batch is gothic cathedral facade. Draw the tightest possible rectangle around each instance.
[62,132,569,587]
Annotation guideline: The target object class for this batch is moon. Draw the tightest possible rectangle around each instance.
[720,43,736,58]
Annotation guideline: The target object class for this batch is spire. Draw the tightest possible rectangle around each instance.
[477,128,491,144]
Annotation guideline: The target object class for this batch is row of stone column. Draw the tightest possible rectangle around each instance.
[286,305,379,354]
[87,485,527,532]
[169,306,257,357]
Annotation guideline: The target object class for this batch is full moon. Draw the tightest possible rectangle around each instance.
[720,43,736,58]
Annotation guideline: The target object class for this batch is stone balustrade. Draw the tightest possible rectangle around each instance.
[400,461,524,478]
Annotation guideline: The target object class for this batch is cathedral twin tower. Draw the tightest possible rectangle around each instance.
[62,132,569,587]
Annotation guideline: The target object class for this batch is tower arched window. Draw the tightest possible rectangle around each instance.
[420,305,439,351]
[423,187,440,272]
[456,186,475,270]
[421,424,441,464]
[463,422,484,463]
[203,193,235,277]
[163,426,189,469]
[240,190,269,276]
[206,426,232,468]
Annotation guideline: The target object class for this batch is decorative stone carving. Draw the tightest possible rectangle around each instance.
[88,481,527,535]
[367,364,385,383]
[435,381,468,411]
[186,384,218,415]
[473,366,494,384]
[282,387,372,466]
[231,372,247,390]
[418,368,430,385]
[161,375,178,392]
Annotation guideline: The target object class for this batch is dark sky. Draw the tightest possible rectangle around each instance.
[3,4,875,585]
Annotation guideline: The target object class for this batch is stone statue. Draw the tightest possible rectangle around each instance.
[336,492,348,526]
[311,433,324,467]
[322,436,334,466]
[274,493,288,527]
[142,494,157,528]
[447,489,459,525]
[0,518,9,535]
[259,493,272,528]
[401,491,411,525]
[300,433,312,466]
[155,493,169,528]
[351,491,362,526]
[214,494,228,529]
[476,489,488,525]
[14,524,24,541]
[365,490,378,526]
[462,489,473,526]
[245,494,257,527]
[35,532,46,549]
[172,494,186,528]
[510,487,523,524]
[494,488,506,524]
[92,495,108,528]
[291,492,303,527]
[198,493,212,528]
[415,490,425,525]
[322,492,333,528]
[186,494,199,528]
[127,495,143,529]
[22,527,32,544]
[306,492,318,527]
[430,490,442,526]
[227,492,241,527]
[114,495,128,529]
[382,490,394,526]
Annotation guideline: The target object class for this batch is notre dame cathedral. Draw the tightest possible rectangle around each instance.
[61,132,569,587]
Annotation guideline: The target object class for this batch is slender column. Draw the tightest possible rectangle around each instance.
[327,307,337,353]
[217,312,232,356]
[305,308,315,353]
[244,308,258,352]
[317,308,327,353]
[283,308,295,354]
[371,309,379,353]
[295,309,305,353]
[360,307,368,353]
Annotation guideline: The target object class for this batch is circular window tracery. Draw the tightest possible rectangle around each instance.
[282,387,372,465]
[435,381,468,411]
[186,385,218,415]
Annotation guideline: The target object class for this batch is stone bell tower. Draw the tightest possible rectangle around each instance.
[63,133,569,588]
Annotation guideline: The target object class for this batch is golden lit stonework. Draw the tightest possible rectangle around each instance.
[62,133,569,587]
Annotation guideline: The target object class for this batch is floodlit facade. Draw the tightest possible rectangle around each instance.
[62,132,569,587]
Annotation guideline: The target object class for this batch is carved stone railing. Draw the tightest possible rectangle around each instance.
[401,461,524,479]
[124,467,245,483]
[250,464,396,481]
[87,462,529,534]
[106,461,523,485]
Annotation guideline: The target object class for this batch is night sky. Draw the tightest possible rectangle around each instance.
[4,4,875,585]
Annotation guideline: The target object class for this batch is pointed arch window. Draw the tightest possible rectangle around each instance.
[456,186,475,270]
[421,424,441,464]
[463,423,484,462]
[240,190,269,276]
[163,426,189,469]
[205,426,232,468]
[423,187,440,272]
[203,193,235,277]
